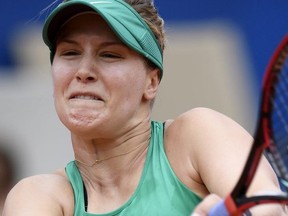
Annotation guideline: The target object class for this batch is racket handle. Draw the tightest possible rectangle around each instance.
[208,200,230,216]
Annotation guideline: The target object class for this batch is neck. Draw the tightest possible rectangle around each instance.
[70,119,153,213]
[72,119,151,173]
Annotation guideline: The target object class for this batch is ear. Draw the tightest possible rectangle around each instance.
[143,68,161,100]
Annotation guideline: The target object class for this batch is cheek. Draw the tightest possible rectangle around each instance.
[51,64,73,117]
[112,71,147,109]
[51,63,72,94]
[111,66,146,93]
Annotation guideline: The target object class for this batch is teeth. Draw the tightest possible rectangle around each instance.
[74,95,97,100]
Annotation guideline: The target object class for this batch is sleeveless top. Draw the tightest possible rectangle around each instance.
[65,121,202,215]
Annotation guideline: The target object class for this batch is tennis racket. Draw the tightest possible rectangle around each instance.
[208,35,288,216]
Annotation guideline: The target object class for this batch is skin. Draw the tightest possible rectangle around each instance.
[2,13,286,216]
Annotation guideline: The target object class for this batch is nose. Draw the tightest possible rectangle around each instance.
[75,59,98,83]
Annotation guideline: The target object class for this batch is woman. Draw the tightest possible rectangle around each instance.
[3,0,286,215]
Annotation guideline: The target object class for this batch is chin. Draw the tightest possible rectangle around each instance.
[59,111,101,131]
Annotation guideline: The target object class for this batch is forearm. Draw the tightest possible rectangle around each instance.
[191,193,288,216]
[249,204,288,216]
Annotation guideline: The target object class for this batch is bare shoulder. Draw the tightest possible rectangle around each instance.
[166,107,253,164]
[3,170,74,216]
[163,107,253,197]
[166,107,251,143]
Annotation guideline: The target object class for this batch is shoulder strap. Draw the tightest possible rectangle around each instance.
[65,161,85,215]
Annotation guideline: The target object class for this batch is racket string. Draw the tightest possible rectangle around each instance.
[268,47,288,184]
[271,72,288,144]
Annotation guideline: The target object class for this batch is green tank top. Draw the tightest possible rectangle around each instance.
[65,121,202,216]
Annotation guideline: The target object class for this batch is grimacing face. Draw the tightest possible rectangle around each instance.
[51,13,159,139]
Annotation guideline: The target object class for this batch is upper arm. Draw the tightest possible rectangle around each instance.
[190,108,254,196]
[166,107,280,198]
[3,174,72,216]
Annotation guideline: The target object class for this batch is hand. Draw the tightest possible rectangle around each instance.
[191,194,222,216]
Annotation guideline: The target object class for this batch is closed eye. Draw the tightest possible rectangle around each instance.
[101,52,122,59]
[62,50,80,56]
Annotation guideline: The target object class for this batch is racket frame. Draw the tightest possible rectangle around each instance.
[223,35,288,216]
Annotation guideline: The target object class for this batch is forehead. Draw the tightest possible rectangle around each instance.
[56,12,121,42]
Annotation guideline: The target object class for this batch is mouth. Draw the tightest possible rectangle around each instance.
[69,93,103,101]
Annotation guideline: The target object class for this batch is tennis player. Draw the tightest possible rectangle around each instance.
[2,0,286,215]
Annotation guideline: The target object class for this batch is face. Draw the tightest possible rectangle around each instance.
[52,12,159,138]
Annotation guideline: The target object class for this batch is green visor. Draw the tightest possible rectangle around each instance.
[42,0,163,78]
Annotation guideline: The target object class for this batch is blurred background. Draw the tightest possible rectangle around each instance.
[0,0,287,192]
